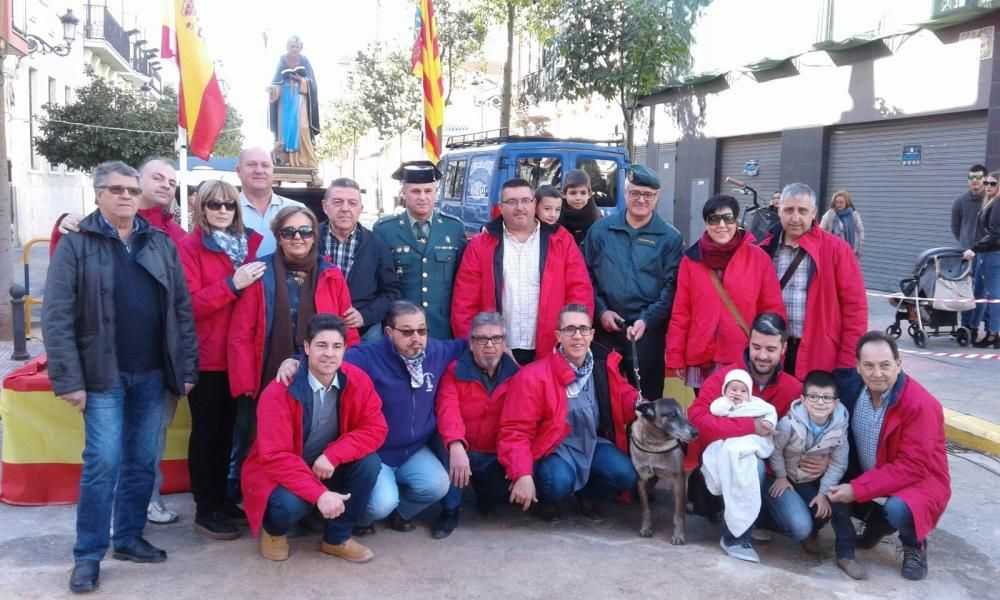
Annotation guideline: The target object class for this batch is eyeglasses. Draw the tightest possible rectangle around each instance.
[97,185,142,196]
[706,213,737,225]
[803,393,838,405]
[968,174,985,181]
[558,325,595,337]
[986,180,999,187]
[390,326,428,337]
[500,198,535,207]
[627,190,657,201]
[205,200,237,212]
[279,226,315,240]
[470,334,505,346]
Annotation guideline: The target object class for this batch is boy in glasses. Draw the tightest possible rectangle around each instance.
[763,370,860,579]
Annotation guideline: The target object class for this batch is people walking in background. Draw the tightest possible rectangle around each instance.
[953,164,988,333]
[820,190,864,258]
[965,170,1000,348]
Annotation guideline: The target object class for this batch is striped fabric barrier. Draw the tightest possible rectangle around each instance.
[0,355,192,506]
[900,348,1000,360]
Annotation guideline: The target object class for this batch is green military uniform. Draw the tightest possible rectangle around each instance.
[374,210,466,340]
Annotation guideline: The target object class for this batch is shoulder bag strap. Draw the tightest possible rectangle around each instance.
[779,247,808,290]
[707,269,750,337]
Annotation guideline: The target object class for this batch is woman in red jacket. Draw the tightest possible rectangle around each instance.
[180,181,265,540]
[666,194,786,392]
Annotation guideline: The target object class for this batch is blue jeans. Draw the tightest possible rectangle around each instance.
[439,450,509,511]
[980,252,1000,332]
[963,255,983,328]
[74,370,166,561]
[761,477,856,558]
[534,442,638,503]
[263,453,381,545]
[849,496,920,550]
[150,392,179,504]
[720,459,766,546]
[361,446,450,523]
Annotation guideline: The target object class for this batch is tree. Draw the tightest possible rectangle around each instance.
[315,94,372,177]
[555,0,692,155]
[350,42,421,150]
[435,0,488,105]
[213,101,245,158]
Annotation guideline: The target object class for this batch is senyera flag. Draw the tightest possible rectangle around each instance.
[171,0,226,160]
[410,0,444,163]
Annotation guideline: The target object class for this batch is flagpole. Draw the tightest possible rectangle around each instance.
[177,125,189,231]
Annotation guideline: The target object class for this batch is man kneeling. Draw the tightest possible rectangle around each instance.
[499,304,639,520]
[241,314,387,562]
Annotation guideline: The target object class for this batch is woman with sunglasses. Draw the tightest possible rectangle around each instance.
[179,181,265,539]
[819,190,864,258]
[966,171,1000,348]
[666,194,787,392]
[229,206,360,407]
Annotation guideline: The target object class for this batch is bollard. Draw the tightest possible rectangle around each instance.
[10,283,30,361]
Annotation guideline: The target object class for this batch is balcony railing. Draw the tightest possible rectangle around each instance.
[517,62,562,109]
[83,3,161,92]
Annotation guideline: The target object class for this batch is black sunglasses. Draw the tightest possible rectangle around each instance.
[706,213,737,225]
[279,226,315,240]
[205,200,237,211]
[986,180,999,187]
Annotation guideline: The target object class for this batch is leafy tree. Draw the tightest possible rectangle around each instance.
[555,0,692,155]
[350,42,421,149]
[315,94,372,176]
[435,0,488,105]
[213,100,245,158]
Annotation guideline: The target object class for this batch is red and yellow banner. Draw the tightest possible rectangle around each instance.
[172,0,226,160]
[411,0,445,163]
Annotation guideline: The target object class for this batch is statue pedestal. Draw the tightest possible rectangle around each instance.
[274,166,323,188]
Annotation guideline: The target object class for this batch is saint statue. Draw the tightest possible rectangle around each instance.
[267,35,320,168]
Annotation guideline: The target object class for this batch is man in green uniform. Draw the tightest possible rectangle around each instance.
[374,161,467,340]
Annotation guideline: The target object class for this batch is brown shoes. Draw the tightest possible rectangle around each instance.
[800,532,821,556]
[837,557,869,580]
[388,509,415,532]
[259,531,289,561]
[320,538,375,563]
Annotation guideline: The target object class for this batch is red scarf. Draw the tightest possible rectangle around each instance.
[698,230,742,272]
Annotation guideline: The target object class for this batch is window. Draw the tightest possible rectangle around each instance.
[65,86,74,104]
[466,156,494,204]
[444,159,467,199]
[515,156,562,189]
[576,157,619,208]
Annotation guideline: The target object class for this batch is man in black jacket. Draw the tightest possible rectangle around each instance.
[318,177,401,340]
[43,161,198,594]
[952,163,988,333]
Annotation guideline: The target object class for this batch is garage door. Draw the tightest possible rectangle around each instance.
[718,133,782,204]
[825,112,986,291]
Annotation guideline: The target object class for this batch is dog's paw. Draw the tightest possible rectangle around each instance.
[670,533,686,545]
[638,526,653,538]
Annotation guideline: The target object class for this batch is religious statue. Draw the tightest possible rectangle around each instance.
[267,35,320,168]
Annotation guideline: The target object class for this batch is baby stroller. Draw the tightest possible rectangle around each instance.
[724,176,780,242]
[886,247,976,348]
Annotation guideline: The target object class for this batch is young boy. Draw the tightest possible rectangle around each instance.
[535,185,563,226]
[764,370,863,580]
[558,169,600,245]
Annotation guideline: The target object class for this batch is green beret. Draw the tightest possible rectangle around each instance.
[625,164,661,190]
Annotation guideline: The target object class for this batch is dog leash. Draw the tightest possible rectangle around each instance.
[629,335,643,400]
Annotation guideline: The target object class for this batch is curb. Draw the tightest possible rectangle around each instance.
[944,408,1000,458]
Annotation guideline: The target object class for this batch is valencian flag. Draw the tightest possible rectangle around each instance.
[170,0,226,159]
[410,0,445,162]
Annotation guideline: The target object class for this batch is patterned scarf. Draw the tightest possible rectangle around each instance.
[400,351,429,389]
[211,230,248,268]
[561,348,595,398]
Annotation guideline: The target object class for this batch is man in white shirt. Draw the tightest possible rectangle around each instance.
[237,147,303,256]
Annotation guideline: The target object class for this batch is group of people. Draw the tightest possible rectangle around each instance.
[42,150,950,594]
[953,163,1000,348]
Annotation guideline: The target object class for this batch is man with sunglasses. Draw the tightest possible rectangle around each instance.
[952,164,989,334]
[499,304,638,522]
[431,311,520,538]
[583,164,684,400]
[452,177,594,365]
[44,161,198,593]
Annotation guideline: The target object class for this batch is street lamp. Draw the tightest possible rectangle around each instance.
[24,9,79,57]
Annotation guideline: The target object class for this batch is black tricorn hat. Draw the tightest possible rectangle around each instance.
[392,160,444,183]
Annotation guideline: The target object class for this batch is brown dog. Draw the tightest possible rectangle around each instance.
[630,398,698,544]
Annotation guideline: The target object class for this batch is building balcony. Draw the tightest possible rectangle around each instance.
[83,3,161,93]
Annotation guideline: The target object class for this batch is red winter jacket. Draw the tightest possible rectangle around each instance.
[666,233,785,370]
[497,348,638,480]
[49,207,186,257]
[179,230,263,371]
[228,255,360,399]
[760,224,868,379]
[436,351,520,453]
[840,372,951,541]
[684,361,800,472]
[451,218,594,360]
[241,361,387,537]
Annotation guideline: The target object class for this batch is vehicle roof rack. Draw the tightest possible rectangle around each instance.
[444,128,624,150]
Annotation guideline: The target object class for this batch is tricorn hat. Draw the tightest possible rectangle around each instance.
[392,160,443,184]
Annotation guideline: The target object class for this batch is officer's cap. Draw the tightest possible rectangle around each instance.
[625,164,661,190]
[392,161,443,184]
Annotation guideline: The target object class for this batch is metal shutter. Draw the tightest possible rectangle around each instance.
[718,133,782,201]
[632,147,646,166]
[825,112,986,291]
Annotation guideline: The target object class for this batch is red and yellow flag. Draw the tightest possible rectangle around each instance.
[171,0,226,159]
[410,0,445,162]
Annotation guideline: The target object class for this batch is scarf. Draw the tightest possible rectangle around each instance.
[834,207,857,248]
[211,230,249,268]
[561,347,595,398]
[400,351,429,389]
[698,230,742,272]
[262,245,319,388]
[559,198,601,245]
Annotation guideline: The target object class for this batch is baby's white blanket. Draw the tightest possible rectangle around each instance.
[701,434,774,538]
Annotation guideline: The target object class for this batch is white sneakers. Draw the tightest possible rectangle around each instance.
[720,537,761,563]
[147,501,179,525]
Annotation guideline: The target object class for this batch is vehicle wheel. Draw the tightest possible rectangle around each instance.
[886,324,902,339]
[907,324,919,338]
[955,327,971,347]
[912,329,927,348]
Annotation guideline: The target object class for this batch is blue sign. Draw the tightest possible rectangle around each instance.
[743,160,760,177]
[902,144,921,166]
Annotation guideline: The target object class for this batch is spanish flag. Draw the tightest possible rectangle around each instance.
[410,0,445,163]
[171,0,226,160]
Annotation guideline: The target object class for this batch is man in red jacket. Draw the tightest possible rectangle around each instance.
[499,304,638,521]
[241,314,386,564]
[451,178,594,365]
[828,331,951,581]
[432,311,520,538]
[760,183,867,379]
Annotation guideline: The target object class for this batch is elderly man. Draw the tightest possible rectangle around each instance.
[319,177,401,340]
[237,146,303,256]
[498,304,638,522]
[584,164,684,400]
[828,332,951,581]
[760,183,867,379]
[452,178,594,365]
[44,161,197,593]
[431,311,520,538]
[242,315,386,564]
[374,161,466,339]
